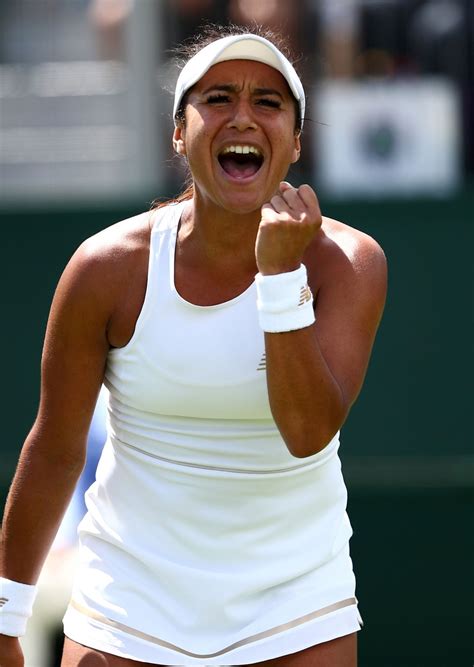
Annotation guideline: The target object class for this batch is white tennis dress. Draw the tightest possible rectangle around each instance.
[63,202,362,665]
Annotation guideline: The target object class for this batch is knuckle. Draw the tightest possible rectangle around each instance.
[298,183,314,197]
[261,211,278,224]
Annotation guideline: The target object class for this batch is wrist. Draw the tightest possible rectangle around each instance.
[257,261,301,276]
[0,577,37,637]
[255,264,315,333]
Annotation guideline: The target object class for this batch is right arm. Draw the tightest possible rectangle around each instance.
[0,239,114,660]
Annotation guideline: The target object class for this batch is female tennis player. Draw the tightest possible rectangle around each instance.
[0,25,387,666]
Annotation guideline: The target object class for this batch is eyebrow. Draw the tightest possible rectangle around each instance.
[254,87,284,99]
[201,84,284,99]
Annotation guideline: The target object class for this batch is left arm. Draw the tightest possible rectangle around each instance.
[256,182,387,458]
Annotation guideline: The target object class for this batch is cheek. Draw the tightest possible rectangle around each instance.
[183,115,213,152]
[273,131,299,164]
[186,130,212,165]
[184,128,216,179]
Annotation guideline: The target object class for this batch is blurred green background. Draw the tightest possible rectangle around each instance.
[1,1,473,665]
[2,190,472,665]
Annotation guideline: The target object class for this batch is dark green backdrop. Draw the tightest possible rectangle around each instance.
[1,188,473,665]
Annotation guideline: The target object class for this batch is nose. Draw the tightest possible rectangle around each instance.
[226,99,257,132]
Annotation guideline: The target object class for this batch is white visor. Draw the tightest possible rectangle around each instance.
[173,34,305,128]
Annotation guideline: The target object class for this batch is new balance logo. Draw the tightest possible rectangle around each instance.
[0,597,9,607]
[299,284,312,306]
[257,353,266,371]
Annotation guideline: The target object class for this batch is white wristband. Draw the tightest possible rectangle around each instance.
[0,577,37,637]
[255,264,315,333]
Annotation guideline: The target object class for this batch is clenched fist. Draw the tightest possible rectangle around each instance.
[255,181,322,275]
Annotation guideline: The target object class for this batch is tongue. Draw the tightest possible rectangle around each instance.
[220,155,260,179]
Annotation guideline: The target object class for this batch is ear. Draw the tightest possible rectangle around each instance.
[290,133,301,164]
[173,125,186,155]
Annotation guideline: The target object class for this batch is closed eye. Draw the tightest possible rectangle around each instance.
[207,94,231,104]
[256,98,281,108]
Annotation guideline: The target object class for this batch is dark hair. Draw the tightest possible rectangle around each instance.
[152,24,303,211]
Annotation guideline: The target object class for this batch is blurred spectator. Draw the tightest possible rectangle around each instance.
[0,0,96,64]
[0,0,472,190]
[313,0,359,78]
[228,0,303,57]
[87,0,132,60]
[162,0,229,53]
[408,0,467,81]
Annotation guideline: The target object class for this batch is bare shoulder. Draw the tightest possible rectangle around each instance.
[321,216,386,275]
[74,210,152,269]
[51,211,154,348]
[34,211,155,442]
[61,210,152,299]
[307,216,387,295]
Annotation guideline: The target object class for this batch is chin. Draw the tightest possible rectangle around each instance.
[219,195,264,216]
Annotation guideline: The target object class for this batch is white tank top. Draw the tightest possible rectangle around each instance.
[65,202,357,664]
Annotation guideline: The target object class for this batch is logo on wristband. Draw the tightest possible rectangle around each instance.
[0,597,9,607]
[299,285,312,306]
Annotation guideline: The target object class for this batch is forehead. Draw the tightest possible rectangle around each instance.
[191,59,293,97]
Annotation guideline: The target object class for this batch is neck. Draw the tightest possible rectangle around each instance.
[179,193,262,270]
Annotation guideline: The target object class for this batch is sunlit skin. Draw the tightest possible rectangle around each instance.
[171,60,319,308]
[173,60,301,231]
[59,633,357,666]
[0,50,386,667]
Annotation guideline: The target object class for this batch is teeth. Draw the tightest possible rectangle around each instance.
[221,145,262,157]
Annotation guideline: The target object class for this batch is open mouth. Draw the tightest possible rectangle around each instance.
[218,145,264,180]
